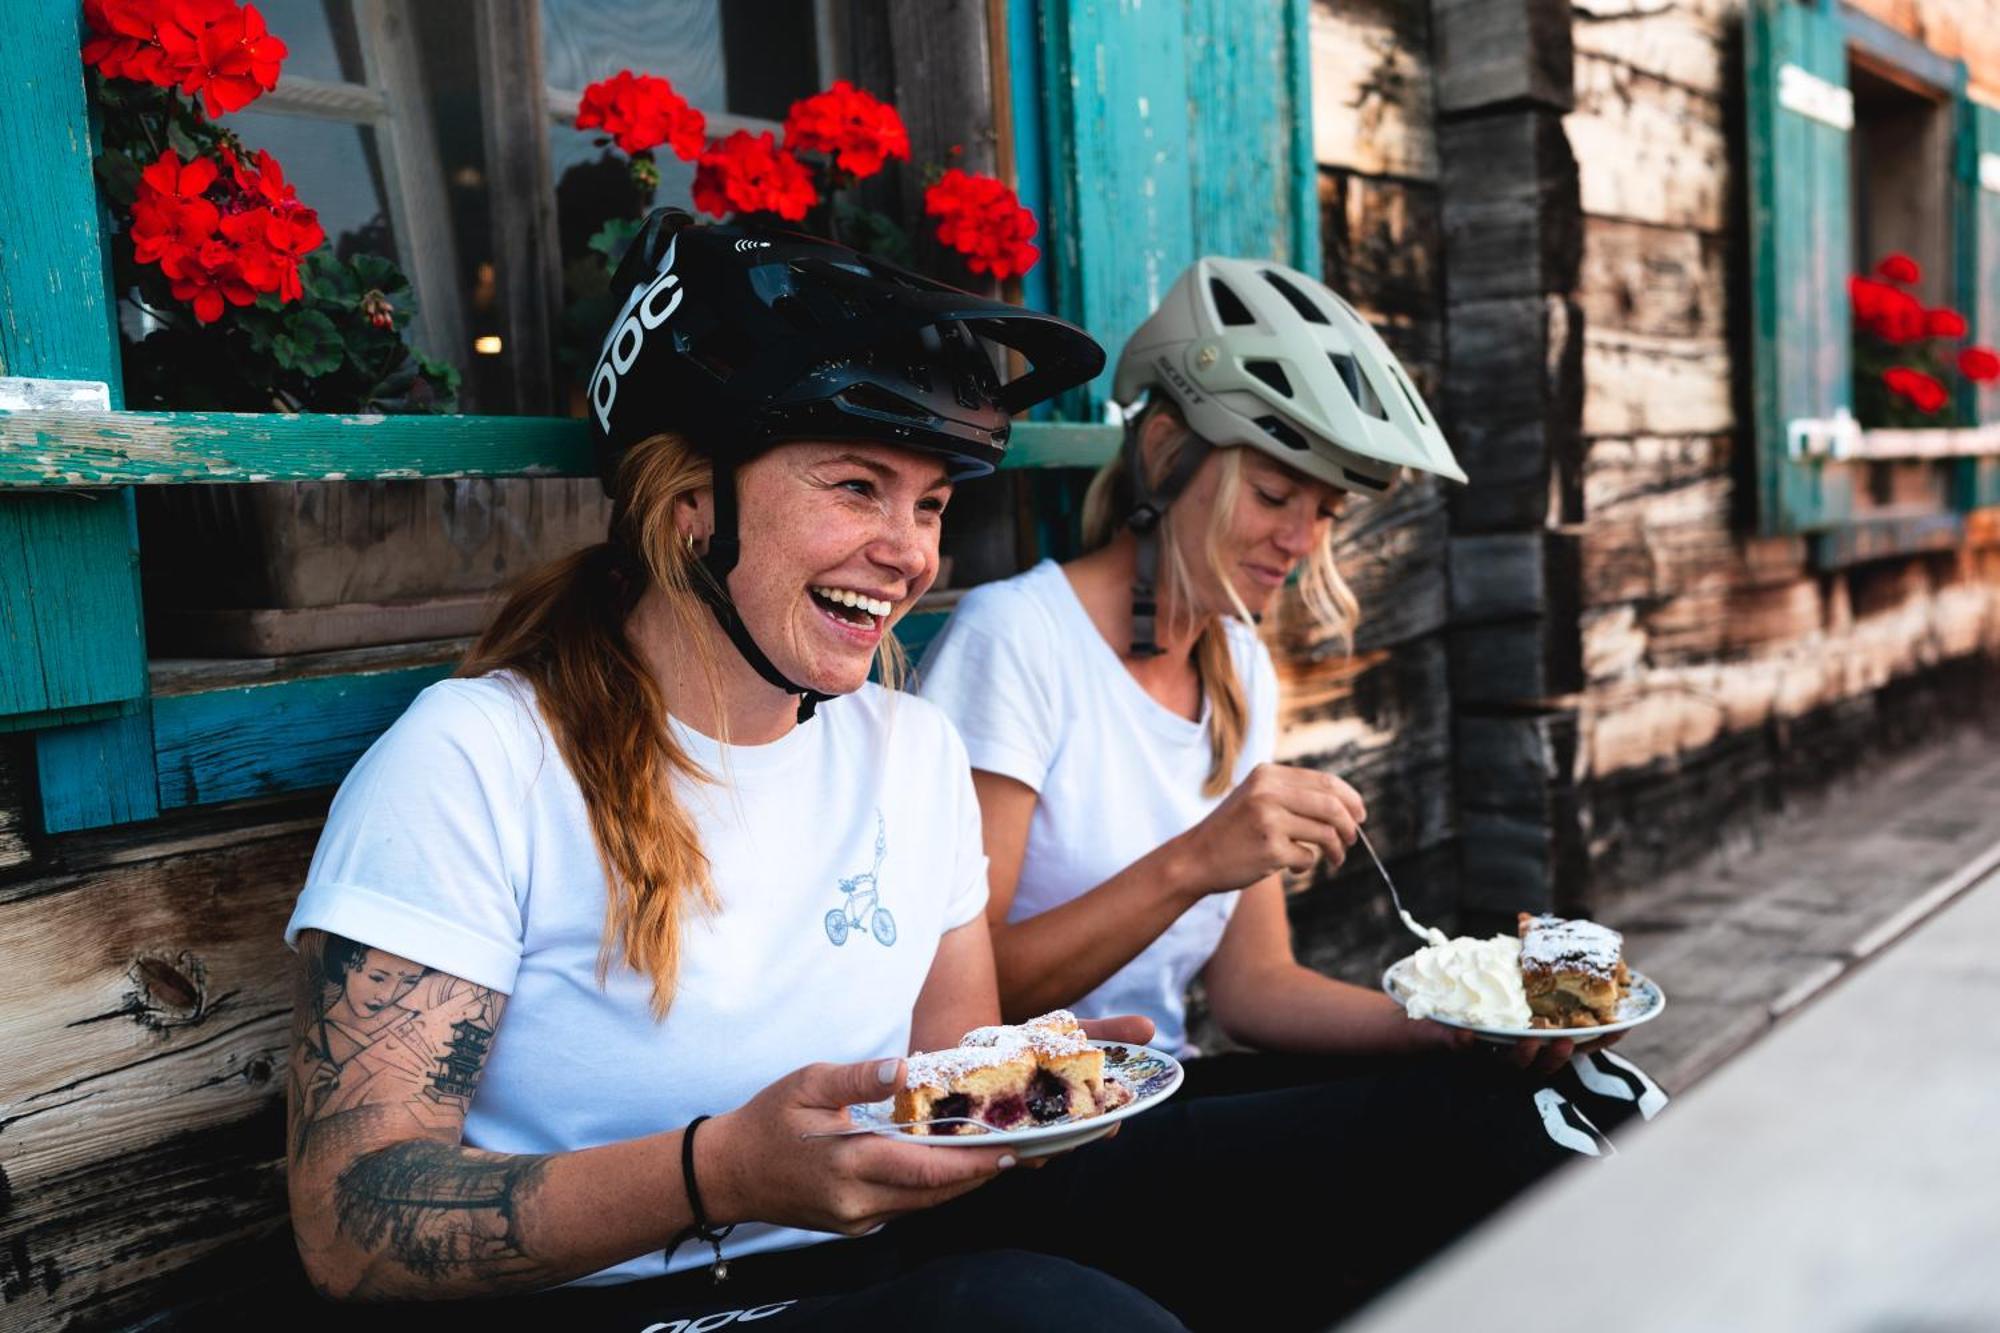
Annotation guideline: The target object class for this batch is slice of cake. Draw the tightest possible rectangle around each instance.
[894,1010,1130,1135]
[1516,913,1629,1028]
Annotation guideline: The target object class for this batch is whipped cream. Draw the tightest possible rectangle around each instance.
[1399,927,1532,1028]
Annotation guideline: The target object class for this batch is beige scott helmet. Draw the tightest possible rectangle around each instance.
[1112,256,1466,494]
[1108,257,1465,656]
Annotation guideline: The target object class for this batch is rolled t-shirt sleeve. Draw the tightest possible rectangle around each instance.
[917,588,1061,794]
[286,680,528,994]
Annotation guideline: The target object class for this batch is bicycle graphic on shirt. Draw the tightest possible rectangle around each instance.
[825,809,896,947]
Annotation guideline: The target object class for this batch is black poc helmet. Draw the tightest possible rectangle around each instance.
[587,207,1104,719]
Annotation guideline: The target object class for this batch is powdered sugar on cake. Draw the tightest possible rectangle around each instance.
[1519,914,1623,980]
[904,1040,1031,1092]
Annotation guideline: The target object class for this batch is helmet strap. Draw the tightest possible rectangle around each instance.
[1121,420,1210,658]
[694,463,832,724]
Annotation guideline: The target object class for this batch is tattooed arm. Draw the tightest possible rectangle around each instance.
[286,929,710,1301]
[288,929,1027,1301]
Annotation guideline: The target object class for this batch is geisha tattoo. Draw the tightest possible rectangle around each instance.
[287,930,551,1294]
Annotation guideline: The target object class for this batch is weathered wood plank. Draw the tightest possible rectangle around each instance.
[1449,614,1584,707]
[0,828,315,1326]
[1582,329,1734,439]
[1845,0,2000,95]
[1448,530,1581,626]
[1308,0,1437,180]
[1275,635,1456,859]
[1579,218,1729,341]
[1572,0,1731,96]
[1572,52,1729,233]
[0,737,33,873]
[152,664,453,809]
[1,409,592,486]
[1318,169,1444,396]
[1443,295,1582,532]
[1437,111,1581,303]
[1579,573,2000,778]
[0,412,1116,487]
[1431,0,1573,115]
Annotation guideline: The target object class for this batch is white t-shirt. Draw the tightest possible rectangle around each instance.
[916,559,1279,1055]
[285,671,988,1285]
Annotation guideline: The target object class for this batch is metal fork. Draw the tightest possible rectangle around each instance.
[1357,827,1434,945]
[802,1115,1008,1140]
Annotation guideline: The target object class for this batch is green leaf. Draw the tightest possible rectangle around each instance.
[833,200,914,268]
[587,216,646,268]
[306,252,359,302]
[94,152,143,209]
[270,308,344,376]
[164,119,201,163]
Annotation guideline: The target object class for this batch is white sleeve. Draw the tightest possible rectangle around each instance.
[917,589,1061,794]
[285,681,528,993]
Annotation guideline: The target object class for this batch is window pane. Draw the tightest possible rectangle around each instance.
[224,110,399,263]
[541,0,729,102]
[720,0,817,122]
[253,0,367,85]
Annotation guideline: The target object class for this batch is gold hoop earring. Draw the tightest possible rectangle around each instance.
[683,530,696,554]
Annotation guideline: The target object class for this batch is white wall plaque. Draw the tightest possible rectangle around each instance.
[1778,63,1854,132]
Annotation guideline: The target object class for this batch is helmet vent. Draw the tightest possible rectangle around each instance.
[840,383,929,420]
[1342,468,1393,492]
[1262,270,1330,325]
[1388,363,1432,427]
[1208,279,1257,327]
[1329,352,1388,421]
[1243,359,1293,397]
[1254,414,1310,452]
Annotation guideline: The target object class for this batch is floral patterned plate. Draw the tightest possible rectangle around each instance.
[845,1041,1184,1158]
[1381,960,1667,1044]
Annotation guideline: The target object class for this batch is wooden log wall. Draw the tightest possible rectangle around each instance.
[0,772,325,1327]
[1567,0,2000,898]
[1261,0,1460,992]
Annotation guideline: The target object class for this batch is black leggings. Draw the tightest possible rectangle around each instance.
[367,1050,1664,1332]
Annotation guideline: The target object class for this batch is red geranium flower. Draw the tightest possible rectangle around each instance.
[220,202,324,302]
[83,0,179,84]
[1851,277,1925,344]
[174,2,287,116]
[1923,308,1968,339]
[1875,252,1921,285]
[1959,346,2000,383]
[691,130,819,221]
[1882,366,1948,413]
[783,81,910,179]
[575,70,706,160]
[923,169,1040,282]
[222,145,299,209]
[130,149,221,266]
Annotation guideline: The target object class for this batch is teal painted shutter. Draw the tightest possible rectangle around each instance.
[1185,0,1321,278]
[1745,0,1856,534]
[1035,0,1318,418]
[0,5,160,830]
[1958,96,2000,509]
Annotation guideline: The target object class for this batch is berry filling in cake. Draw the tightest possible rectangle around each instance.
[894,1010,1133,1135]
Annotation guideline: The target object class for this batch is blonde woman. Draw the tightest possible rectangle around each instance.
[918,257,1496,1069]
[278,211,1208,1328]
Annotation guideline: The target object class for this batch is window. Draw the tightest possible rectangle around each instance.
[1742,0,1999,555]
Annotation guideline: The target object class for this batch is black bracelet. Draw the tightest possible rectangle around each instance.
[671,1114,737,1282]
